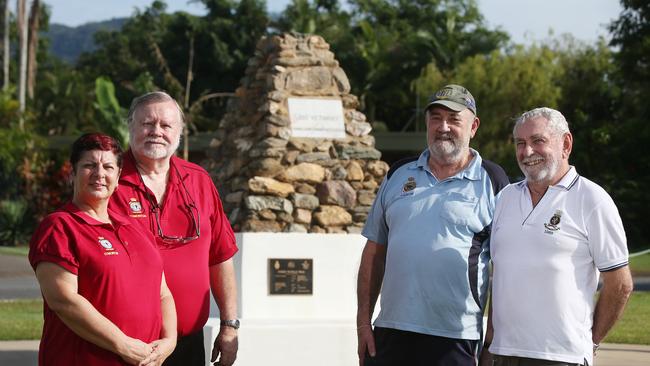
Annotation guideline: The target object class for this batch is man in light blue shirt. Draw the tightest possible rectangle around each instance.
[356,84,508,366]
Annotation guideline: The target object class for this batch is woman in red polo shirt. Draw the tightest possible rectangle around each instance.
[29,133,177,366]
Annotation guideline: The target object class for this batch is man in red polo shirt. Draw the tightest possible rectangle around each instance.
[110,91,239,366]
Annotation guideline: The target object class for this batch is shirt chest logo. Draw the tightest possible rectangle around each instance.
[401,177,417,196]
[128,198,146,218]
[544,210,562,233]
[98,237,119,256]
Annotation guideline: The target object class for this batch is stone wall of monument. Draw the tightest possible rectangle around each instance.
[203,33,389,233]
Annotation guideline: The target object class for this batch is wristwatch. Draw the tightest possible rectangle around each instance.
[220,319,240,329]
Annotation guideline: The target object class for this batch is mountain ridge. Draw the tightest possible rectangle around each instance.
[45,18,127,63]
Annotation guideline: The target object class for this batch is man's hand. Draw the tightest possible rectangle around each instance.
[357,325,376,366]
[478,345,493,366]
[211,326,238,366]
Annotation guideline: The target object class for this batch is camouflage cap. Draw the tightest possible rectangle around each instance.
[425,84,477,116]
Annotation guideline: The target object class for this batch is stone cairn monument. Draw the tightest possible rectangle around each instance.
[204,33,389,233]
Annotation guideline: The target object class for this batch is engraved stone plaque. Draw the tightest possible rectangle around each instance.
[269,258,313,295]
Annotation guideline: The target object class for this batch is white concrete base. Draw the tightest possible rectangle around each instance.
[204,232,367,365]
[204,318,358,366]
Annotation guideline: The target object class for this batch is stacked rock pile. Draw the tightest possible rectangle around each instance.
[203,33,389,233]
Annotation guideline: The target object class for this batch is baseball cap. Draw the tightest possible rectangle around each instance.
[425,84,477,115]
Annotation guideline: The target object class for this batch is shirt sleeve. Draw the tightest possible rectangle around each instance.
[586,195,629,272]
[28,215,80,275]
[361,176,390,245]
[208,183,238,266]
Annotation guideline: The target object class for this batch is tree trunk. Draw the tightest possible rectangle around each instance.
[26,0,39,99]
[183,34,194,161]
[17,0,28,117]
[3,0,9,91]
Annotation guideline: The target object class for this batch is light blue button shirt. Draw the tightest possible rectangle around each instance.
[362,148,497,340]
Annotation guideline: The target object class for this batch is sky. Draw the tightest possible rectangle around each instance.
[35,0,623,45]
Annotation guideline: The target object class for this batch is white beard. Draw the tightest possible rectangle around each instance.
[136,137,181,160]
[428,134,466,164]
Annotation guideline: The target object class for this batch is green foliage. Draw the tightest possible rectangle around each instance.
[553,39,619,182]
[0,94,23,174]
[32,61,96,136]
[607,1,650,250]
[0,199,28,246]
[78,0,269,126]
[93,77,129,147]
[610,0,650,88]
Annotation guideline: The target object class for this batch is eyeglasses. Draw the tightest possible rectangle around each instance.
[140,163,200,246]
[151,201,200,245]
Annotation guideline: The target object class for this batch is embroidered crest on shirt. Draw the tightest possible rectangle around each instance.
[98,237,118,256]
[401,177,416,196]
[128,198,146,218]
[544,210,562,232]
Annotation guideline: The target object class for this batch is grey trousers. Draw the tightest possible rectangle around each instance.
[492,354,584,366]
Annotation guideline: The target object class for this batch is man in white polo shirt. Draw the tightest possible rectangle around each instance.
[485,107,633,366]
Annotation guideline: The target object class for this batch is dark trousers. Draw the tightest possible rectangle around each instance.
[492,354,584,366]
[162,330,205,366]
[364,327,478,366]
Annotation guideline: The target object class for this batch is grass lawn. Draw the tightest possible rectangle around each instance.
[1,294,649,344]
[629,252,650,276]
[604,292,650,344]
[0,245,29,256]
[0,299,43,340]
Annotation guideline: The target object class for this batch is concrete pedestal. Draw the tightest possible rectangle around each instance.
[204,232,366,365]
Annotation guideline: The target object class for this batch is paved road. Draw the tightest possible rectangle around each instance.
[631,276,650,291]
[4,254,650,299]
[0,255,40,300]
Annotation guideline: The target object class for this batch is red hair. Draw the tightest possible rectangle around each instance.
[70,133,123,171]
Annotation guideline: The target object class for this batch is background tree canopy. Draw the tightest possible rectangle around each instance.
[0,0,648,250]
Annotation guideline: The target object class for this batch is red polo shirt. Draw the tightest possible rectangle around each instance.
[29,202,163,366]
[110,151,238,336]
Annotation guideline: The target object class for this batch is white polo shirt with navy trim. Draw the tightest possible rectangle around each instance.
[490,166,628,365]
[363,148,503,340]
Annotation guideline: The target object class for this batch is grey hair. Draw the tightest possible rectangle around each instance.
[513,107,570,136]
[126,91,185,126]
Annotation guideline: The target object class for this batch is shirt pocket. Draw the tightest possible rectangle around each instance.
[440,192,480,228]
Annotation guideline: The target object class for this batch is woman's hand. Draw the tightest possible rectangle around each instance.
[139,337,176,366]
[116,336,155,365]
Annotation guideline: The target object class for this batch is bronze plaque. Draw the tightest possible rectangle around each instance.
[268,258,313,295]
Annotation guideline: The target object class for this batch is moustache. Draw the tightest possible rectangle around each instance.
[434,133,455,141]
